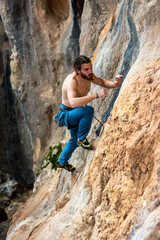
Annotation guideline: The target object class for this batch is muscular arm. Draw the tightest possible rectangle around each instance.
[65,72,122,108]
[92,74,122,88]
[67,80,96,108]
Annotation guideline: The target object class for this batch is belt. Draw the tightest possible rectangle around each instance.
[59,106,73,111]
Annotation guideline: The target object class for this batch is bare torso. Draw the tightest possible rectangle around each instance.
[62,72,91,107]
[60,61,122,108]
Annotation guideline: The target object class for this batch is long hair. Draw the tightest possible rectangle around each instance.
[74,55,91,74]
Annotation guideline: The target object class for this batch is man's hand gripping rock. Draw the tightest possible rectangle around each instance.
[96,75,123,98]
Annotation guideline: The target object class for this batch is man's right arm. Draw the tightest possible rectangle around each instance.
[68,85,97,108]
[67,82,109,108]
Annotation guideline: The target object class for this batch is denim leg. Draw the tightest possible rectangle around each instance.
[78,106,94,140]
[58,105,94,165]
[67,105,94,140]
[58,126,78,165]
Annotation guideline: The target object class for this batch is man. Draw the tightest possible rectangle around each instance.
[56,55,123,172]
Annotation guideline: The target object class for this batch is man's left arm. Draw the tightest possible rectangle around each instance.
[92,74,123,89]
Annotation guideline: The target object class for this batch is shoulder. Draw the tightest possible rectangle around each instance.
[72,72,78,82]
[63,72,77,91]
[65,72,77,82]
[70,72,78,87]
[63,72,75,85]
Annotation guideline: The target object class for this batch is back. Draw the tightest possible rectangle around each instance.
[62,72,75,107]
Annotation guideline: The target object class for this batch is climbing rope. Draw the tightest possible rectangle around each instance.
[93,115,105,136]
[26,116,106,239]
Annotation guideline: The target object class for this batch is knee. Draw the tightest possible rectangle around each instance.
[85,105,94,116]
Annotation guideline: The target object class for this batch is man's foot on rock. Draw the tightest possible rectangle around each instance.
[56,161,76,172]
[77,137,93,150]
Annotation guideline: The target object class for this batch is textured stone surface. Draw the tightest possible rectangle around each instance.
[80,0,119,58]
[0,170,33,240]
[0,0,160,239]
[0,49,34,185]
[6,58,160,240]
[0,0,81,178]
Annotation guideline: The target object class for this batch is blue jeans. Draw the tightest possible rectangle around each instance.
[58,103,94,165]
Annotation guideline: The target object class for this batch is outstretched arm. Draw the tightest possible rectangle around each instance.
[92,74,123,88]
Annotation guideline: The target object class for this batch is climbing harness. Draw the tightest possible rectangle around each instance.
[26,116,106,239]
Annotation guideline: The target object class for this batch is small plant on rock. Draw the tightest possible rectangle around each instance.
[36,143,62,177]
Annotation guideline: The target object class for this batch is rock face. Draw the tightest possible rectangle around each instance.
[0,0,85,183]
[0,0,160,239]
[0,11,34,186]
[6,59,160,240]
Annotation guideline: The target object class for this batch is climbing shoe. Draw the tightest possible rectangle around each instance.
[77,137,92,150]
[56,161,75,172]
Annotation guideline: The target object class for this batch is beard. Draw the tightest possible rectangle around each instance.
[80,71,93,81]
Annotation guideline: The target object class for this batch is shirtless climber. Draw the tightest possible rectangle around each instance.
[56,55,123,172]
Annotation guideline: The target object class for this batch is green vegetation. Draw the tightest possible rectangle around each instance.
[56,80,60,86]
[36,143,62,177]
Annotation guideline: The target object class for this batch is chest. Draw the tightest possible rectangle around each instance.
[77,81,91,96]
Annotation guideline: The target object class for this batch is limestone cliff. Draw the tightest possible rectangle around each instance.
[0,0,160,239]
